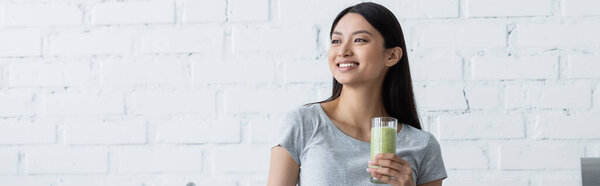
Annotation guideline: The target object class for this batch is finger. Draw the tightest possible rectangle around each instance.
[373,172,403,185]
[376,153,410,166]
[369,167,400,178]
[375,153,395,160]
[369,159,402,170]
[393,156,410,166]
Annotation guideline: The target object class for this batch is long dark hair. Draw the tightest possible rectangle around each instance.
[316,2,421,130]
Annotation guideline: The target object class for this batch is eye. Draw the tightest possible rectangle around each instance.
[354,38,367,42]
[331,39,340,44]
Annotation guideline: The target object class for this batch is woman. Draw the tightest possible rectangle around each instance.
[267,2,447,186]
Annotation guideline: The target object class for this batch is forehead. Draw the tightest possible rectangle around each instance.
[333,13,377,34]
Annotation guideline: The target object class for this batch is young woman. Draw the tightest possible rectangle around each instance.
[267,2,447,186]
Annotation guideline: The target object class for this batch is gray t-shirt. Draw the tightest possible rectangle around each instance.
[272,103,447,185]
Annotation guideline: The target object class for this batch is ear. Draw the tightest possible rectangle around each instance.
[385,47,403,67]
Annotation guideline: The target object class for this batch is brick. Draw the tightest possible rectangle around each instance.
[232,25,317,56]
[565,0,600,16]
[25,147,108,174]
[589,143,600,157]
[441,144,489,169]
[468,0,551,17]
[539,179,581,186]
[505,84,591,109]
[472,55,558,80]
[464,85,500,110]
[500,142,584,170]
[92,1,174,25]
[0,93,35,117]
[438,114,525,139]
[0,29,41,57]
[140,26,223,54]
[42,91,125,116]
[0,150,18,174]
[514,22,600,47]
[281,0,458,22]
[249,181,268,186]
[383,0,459,19]
[117,175,236,186]
[129,90,215,115]
[117,146,202,173]
[56,175,145,186]
[225,87,314,114]
[317,84,334,101]
[182,0,226,23]
[410,55,462,81]
[278,0,356,23]
[229,0,269,22]
[99,57,189,86]
[193,59,275,84]
[595,83,600,112]
[248,116,284,144]
[49,29,133,56]
[157,120,241,144]
[8,62,91,87]
[535,112,600,139]
[532,171,583,186]
[0,66,3,88]
[213,144,270,173]
[0,176,57,186]
[64,121,146,144]
[283,60,331,83]
[412,21,506,48]
[567,55,600,78]
[414,84,468,111]
[0,124,55,144]
[1,4,81,27]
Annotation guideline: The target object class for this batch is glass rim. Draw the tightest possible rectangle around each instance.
[371,117,397,122]
[371,117,398,128]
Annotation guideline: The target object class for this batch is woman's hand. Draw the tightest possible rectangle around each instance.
[367,153,415,186]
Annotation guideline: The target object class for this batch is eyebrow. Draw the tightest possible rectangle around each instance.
[332,30,372,36]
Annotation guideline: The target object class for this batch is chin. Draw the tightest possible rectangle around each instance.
[334,77,358,86]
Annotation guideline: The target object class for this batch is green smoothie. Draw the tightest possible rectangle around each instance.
[370,126,396,160]
[370,126,396,183]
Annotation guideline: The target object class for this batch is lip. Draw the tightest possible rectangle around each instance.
[336,60,359,72]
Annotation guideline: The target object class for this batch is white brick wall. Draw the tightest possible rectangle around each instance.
[467,0,552,17]
[1,3,82,27]
[0,0,598,185]
[91,1,175,25]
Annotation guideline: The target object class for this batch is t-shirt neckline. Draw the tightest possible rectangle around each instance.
[314,103,406,144]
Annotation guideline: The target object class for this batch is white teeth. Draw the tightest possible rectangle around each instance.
[339,63,357,68]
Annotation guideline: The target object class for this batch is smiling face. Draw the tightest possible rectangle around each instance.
[328,13,400,87]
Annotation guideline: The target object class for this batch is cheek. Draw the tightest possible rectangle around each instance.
[327,48,337,66]
[357,47,385,65]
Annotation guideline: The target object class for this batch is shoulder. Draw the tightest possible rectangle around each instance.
[279,103,322,132]
[402,124,435,141]
[283,103,322,123]
[401,124,440,150]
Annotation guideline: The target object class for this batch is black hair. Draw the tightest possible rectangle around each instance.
[316,2,421,130]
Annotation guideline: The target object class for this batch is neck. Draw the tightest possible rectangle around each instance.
[329,81,387,131]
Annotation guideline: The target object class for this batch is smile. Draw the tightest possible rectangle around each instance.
[338,63,358,67]
[337,62,359,72]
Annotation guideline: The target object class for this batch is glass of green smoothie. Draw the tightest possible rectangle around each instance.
[369,117,397,184]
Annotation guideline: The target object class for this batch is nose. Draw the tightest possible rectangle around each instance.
[337,42,353,57]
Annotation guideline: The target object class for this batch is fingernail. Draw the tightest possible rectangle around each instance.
[368,160,374,164]
[366,168,370,172]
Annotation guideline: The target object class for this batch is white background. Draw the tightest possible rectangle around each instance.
[0,0,599,185]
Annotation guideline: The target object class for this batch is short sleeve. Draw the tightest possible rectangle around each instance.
[271,110,305,166]
[416,134,448,185]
